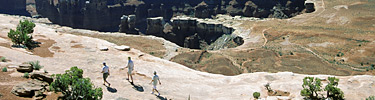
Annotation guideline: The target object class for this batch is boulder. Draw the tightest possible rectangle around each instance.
[114,45,131,51]
[17,64,33,73]
[98,46,109,51]
[30,72,53,84]
[305,1,315,13]
[11,79,48,97]
[243,1,257,17]
[194,2,211,18]
[146,17,164,35]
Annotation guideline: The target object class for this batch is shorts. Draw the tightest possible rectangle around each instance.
[153,85,157,89]
[103,73,109,80]
[128,69,133,75]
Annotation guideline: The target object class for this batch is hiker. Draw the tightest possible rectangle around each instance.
[125,57,134,83]
[150,71,161,96]
[101,62,111,86]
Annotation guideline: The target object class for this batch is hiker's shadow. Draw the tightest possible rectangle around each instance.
[105,85,117,93]
[130,82,144,92]
[156,95,167,100]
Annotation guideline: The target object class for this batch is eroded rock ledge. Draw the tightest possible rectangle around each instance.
[34,0,312,32]
[141,16,243,50]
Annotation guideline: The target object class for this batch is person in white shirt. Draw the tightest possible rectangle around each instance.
[101,62,111,86]
[150,71,161,96]
[125,57,134,83]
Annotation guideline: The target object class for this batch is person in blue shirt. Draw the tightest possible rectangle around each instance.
[101,62,111,86]
[125,57,134,83]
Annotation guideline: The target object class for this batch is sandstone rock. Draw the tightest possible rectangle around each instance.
[195,2,211,18]
[30,72,53,84]
[114,45,131,51]
[243,1,257,17]
[146,17,164,35]
[11,79,48,97]
[119,15,129,33]
[305,1,315,13]
[98,46,109,51]
[17,64,33,73]
[7,65,19,69]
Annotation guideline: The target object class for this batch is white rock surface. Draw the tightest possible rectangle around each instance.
[114,45,130,51]
[0,14,374,100]
[98,46,109,51]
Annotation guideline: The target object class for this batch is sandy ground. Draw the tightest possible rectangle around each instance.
[0,14,375,100]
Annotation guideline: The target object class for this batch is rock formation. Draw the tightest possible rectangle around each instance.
[305,1,315,13]
[16,63,33,73]
[11,79,49,98]
[145,16,240,50]
[0,0,29,16]
[35,0,309,32]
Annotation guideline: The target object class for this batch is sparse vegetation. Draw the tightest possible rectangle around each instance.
[23,72,29,78]
[50,66,103,100]
[7,20,36,49]
[253,92,260,99]
[366,96,375,100]
[300,77,322,99]
[2,67,7,72]
[29,61,43,70]
[149,52,155,55]
[301,77,345,100]
[325,77,344,100]
[278,51,283,56]
[0,57,6,62]
[336,52,344,57]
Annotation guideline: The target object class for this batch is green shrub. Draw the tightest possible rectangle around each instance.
[23,72,29,78]
[2,67,7,72]
[7,20,36,49]
[336,52,344,57]
[253,92,260,99]
[0,57,5,62]
[301,77,345,100]
[300,77,322,99]
[29,61,43,70]
[324,77,344,100]
[50,66,103,100]
[366,96,375,100]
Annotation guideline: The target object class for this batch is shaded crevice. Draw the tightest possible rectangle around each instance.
[144,16,243,50]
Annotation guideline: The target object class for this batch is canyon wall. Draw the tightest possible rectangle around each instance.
[145,16,240,50]
[35,0,309,32]
[0,0,29,16]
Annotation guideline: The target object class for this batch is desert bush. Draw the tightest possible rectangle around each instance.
[23,72,29,78]
[301,77,345,100]
[366,96,375,100]
[253,92,260,99]
[50,66,103,100]
[29,61,43,70]
[7,20,36,49]
[2,67,7,72]
[336,52,344,57]
[300,77,322,99]
[1,57,5,62]
[325,77,344,100]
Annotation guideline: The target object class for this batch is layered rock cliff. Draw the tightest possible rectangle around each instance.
[145,16,241,50]
[35,0,311,32]
[0,0,29,16]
